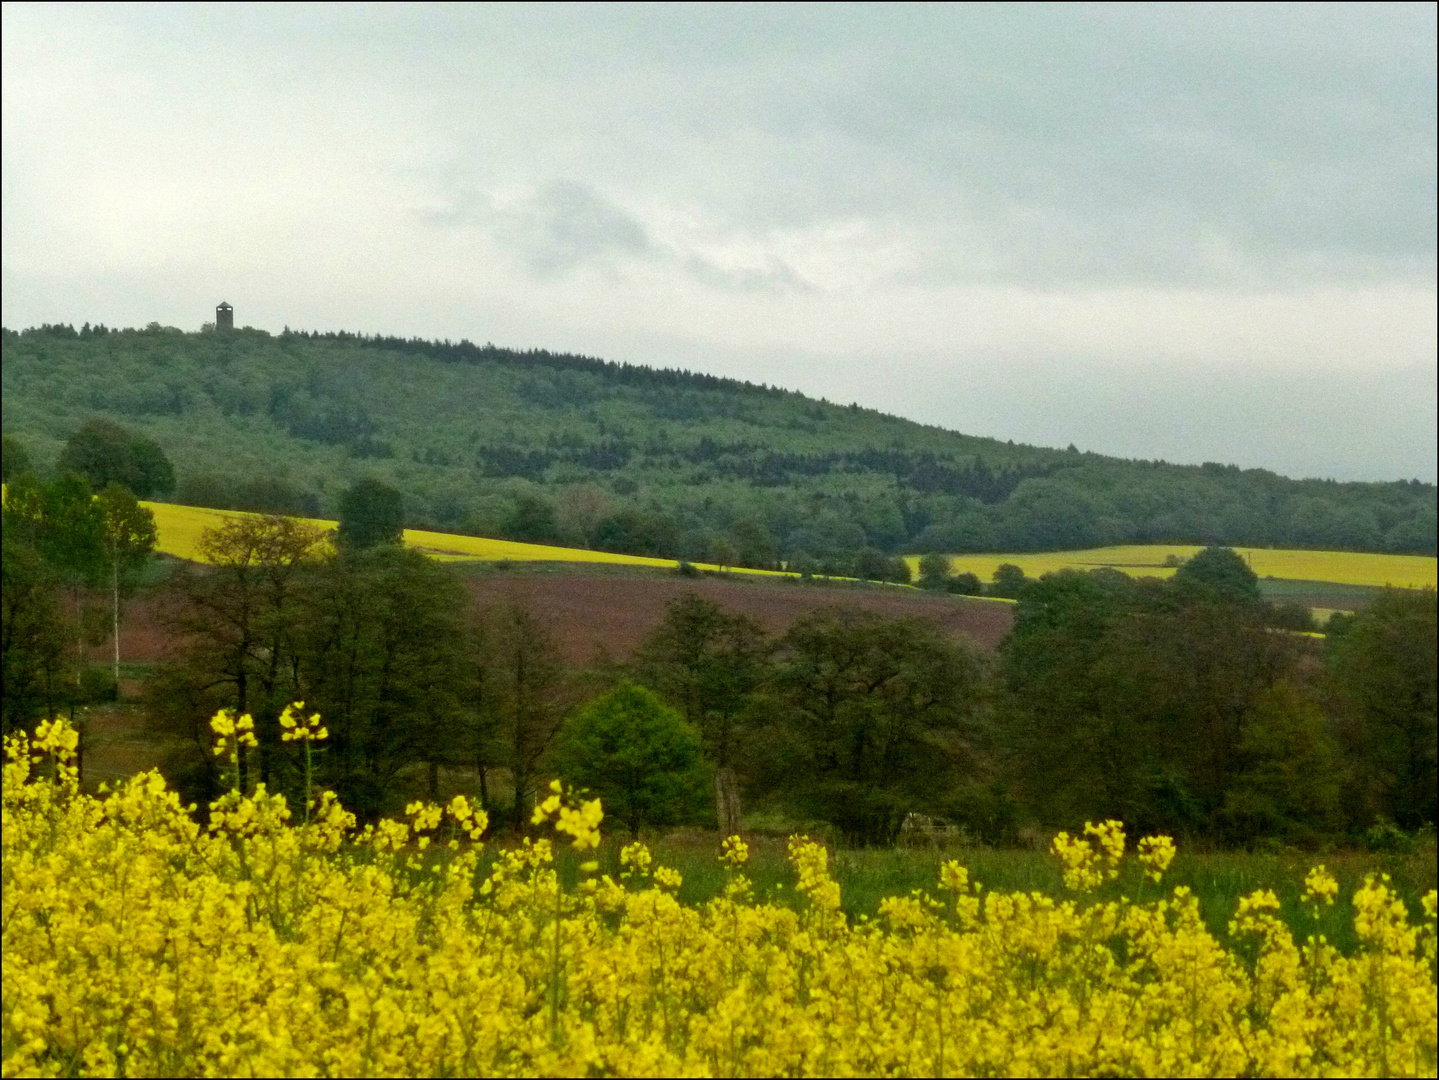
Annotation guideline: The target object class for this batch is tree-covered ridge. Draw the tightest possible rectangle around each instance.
[2,321,1434,563]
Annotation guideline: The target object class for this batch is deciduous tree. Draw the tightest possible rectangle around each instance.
[553,683,708,837]
[337,477,404,550]
[635,592,771,833]
[95,484,157,683]
[1327,587,1438,829]
[773,605,988,845]
[58,419,174,498]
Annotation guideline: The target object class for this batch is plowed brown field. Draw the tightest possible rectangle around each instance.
[96,569,1012,669]
[462,570,1013,663]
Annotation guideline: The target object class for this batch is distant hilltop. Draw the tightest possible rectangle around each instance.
[1,321,1434,565]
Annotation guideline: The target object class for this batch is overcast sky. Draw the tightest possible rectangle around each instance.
[3,3,1435,481]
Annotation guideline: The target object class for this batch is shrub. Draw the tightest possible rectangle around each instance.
[552,683,708,837]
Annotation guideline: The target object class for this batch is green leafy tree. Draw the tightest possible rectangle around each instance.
[593,509,681,558]
[473,603,571,831]
[1223,682,1342,843]
[503,491,560,543]
[3,473,107,587]
[0,522,71,732]
[96,484,157,683]
[294,546,468,819]
[1000,568,1301,836]
[855,547,890,582]
[706,535,738,570]
[1,435,34,482]
[997,569,1142,826]
[946,571,982,596]
[58,419,175,497]
[918,552,951,591]
[731,517,777,568]
[337,477,404,550]
[553,683,708,837]
[1327,588,1438,829]
[1172,545,1261,604]
[3,474,109,696]
[159,514,329,801]
[989,563,1027,599]
[772,605,989,844]
[635,593,771,833]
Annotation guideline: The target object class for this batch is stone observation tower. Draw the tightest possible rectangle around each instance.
[216,301,234,330]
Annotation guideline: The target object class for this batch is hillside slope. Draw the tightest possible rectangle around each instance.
[3,322,1434,562]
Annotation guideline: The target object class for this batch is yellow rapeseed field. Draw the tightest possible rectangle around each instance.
[4,714,1436,1078]
[141,502,792,578]
[142,503,1437,591]
[907,545,1437,590]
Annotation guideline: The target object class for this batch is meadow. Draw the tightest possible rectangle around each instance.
[5,717,1435,1078]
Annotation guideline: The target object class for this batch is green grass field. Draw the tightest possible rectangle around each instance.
[525,830,1439,955]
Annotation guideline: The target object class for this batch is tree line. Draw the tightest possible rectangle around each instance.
[5,444,1433,848]
[4,327,1433,569]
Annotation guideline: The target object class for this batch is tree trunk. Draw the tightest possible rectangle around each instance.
[428,759,439,798]
[112,559,120,686]
[715,766,742,837]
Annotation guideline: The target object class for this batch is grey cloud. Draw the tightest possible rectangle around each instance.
[3,3,1434,480]
[428,182,812,292]
[428,181,652,276]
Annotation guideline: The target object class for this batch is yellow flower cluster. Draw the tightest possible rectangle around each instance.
[4,717,1436,1077]
[278,702,327,743]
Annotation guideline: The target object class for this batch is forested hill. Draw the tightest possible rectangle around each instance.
[2,322,1435,564]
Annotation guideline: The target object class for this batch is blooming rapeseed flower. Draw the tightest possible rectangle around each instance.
[3,714,1435,1078]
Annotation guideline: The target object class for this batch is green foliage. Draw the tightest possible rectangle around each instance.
[58,418,175,497]
[917,552,951,590]
[337,477,404,550]
[1223,682,1342,844]
[471,603,571,831]
[1263,600,1317,632]
[97,484,158,580]
[635,593,771,832]
[770,606,989,845]
[1325,610,1358,637]
[3,325,1431,561]
[298,547,469,818]
[176,473,319,516]
[946,571,983,596]
[502,491,560,543]
[157,521,466,819]
[998,567,1319,837]
[1172,545,1261,604]
[593,508,680,558]
[0,523,71,732]
[635,594,770,767]
[855,547,911,583]
[1327,588,1438,830]
[2,473,108,588]
[2,434,34,481]
[553,683,709,837]
[989,563,1028,599]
